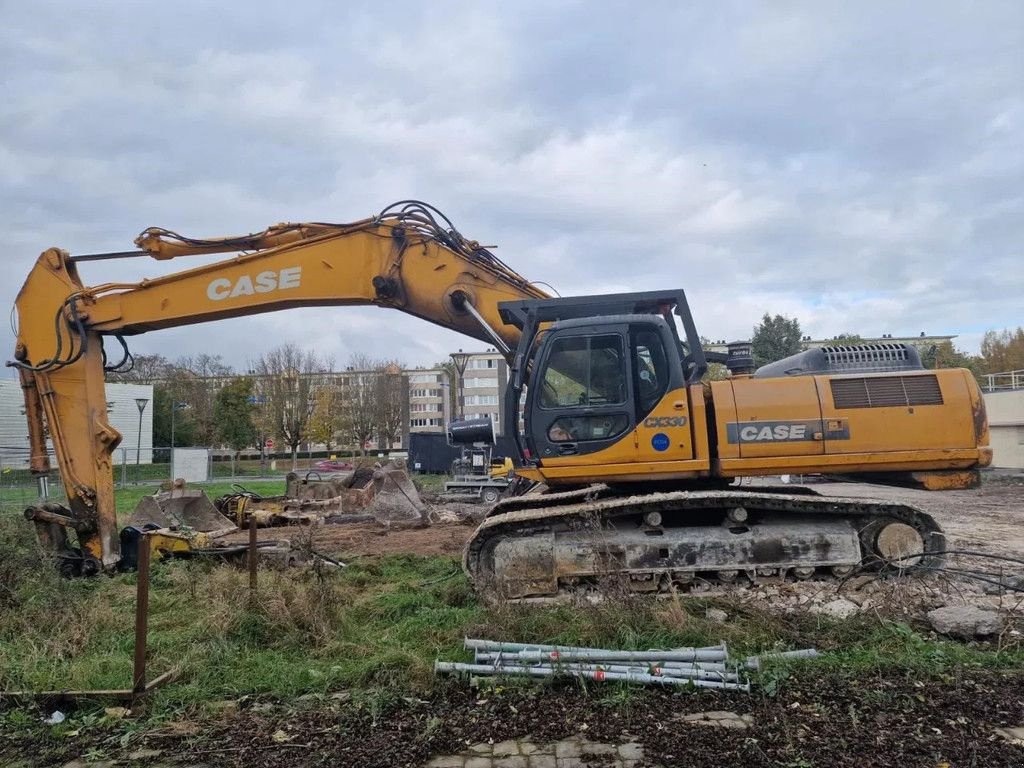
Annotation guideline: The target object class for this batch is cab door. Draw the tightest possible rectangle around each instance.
[527,325,635,465]
[631,325,694,463]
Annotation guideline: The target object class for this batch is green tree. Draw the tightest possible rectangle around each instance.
[822,333,863,345]
[921,341,983,377]
[751,313,802,367]
[152,384,196,448]
[214,377,256,459]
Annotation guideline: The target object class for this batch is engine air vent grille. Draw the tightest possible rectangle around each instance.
[821,343,917,370]
[830,374,943,409]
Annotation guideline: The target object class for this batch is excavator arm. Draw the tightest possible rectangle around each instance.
[11,201,548,572]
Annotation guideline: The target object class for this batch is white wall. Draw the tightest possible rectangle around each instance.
[984,390,1024,470]
[0,379,153,469]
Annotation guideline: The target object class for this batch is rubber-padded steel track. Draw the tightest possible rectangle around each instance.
[464,489,945,600]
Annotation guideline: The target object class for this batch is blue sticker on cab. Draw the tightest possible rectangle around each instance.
[651,433,670,451]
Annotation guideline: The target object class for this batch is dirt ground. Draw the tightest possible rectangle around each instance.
[7,672,1024,767]
[227,477,1024,568]
[809,478,1024,559]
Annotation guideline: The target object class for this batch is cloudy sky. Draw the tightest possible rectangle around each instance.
[2,1,1021,375]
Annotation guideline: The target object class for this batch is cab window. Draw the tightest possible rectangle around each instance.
[540,334,626,408]
[548,414,630,442]
[632,327,669,417]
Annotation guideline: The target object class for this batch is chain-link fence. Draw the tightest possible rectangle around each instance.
[1,447,253,515]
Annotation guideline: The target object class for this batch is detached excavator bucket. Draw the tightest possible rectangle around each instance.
[280,459,426,526]
[366,460,426,524]
[127,487,236,534]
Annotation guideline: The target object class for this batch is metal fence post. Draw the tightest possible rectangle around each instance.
[132,533,152,694]
[248,515,258,593]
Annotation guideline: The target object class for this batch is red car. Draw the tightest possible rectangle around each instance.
[313,459,354,472]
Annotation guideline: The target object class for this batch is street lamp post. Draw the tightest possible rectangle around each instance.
[135,397,149,482]
[449,350,470,422]
[170,400,189,479]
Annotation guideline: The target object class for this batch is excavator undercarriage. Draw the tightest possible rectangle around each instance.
[465,485,944,600]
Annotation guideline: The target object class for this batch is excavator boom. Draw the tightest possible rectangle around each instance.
[11,202,547,571]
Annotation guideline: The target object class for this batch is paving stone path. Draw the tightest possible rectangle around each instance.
[425,737,651,768]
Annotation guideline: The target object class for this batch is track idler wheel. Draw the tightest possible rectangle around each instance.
[859,514,944,572]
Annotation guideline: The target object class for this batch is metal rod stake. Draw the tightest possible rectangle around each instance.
[248,514,258,592]
[132,533,151,694]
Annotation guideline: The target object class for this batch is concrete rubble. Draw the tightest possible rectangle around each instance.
[927,605,1003,640]
[676,710,754,729]
[425,738,650,768]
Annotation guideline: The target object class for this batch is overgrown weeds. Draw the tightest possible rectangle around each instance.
[2,510,1023,716]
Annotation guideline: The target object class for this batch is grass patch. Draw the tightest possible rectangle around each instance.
[2,509,1022,720]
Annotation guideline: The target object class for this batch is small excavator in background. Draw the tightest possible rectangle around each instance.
[11,201,990,598]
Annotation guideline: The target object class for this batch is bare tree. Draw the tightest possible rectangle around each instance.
[339,354,378,455]
[251,344,326,469]
[107,352,233,446]
[374,361,407,449]
[105,353,174,383]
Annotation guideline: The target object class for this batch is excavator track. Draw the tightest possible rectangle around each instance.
[464,488,945,600]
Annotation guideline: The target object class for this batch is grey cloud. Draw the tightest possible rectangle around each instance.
[2,1,1021,375]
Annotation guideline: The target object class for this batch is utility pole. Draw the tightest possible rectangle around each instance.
[450,350,470,422]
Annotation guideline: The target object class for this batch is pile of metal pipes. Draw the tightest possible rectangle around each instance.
[436,639,806,692]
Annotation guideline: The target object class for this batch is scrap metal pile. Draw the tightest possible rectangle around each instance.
[228,459,427,527]
[122,459,424,565]
[435,639,820,692]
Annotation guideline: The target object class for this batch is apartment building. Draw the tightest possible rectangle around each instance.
[407,367,451,434]
[458,349,508,431]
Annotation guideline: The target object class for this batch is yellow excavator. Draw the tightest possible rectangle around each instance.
[11,201,991,597]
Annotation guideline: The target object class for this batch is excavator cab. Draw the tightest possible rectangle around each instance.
[526,314,685,462]
[499,291,714,486]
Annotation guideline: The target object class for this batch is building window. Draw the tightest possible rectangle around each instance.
[464,394,500,406]
[411,417,443,428]
[411,387,441,398]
